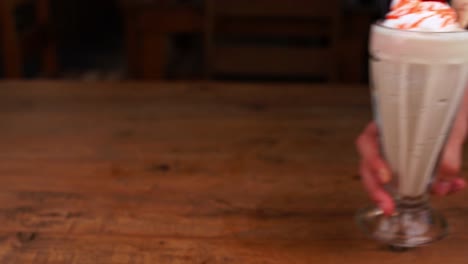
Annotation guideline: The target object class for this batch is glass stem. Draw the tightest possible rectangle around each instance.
[395,195,430,213]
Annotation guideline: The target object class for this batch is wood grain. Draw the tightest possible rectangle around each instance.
[0,81,466,263]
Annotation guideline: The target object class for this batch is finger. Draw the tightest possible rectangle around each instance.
[360,160,395,215]
[356,123,391,184]
[433,139,464,196]
[432,180,452,196]
[432,177,466,196]
[453,0,468,28]
[369,157,392,184]
[433,144,461,196]
[437,104,467,180]
[452,177,467,191]
[438,142,462,179]
[448,178,467,194]
[431,109,466,195]
[356,122,379,160]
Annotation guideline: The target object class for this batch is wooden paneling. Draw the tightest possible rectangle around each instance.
[213,0,340,18]
[135,7,203,33]
[0,0,22,78]
[121,2,203,79]
[0,0,58,79]
[340,11,373,83]
[216,18,331,37]
[205,0,341,81]
[140,35,168,79]
[213,46,331,76]
[205,0,342,81]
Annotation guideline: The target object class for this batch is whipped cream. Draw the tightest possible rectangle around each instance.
[383,0,462,31]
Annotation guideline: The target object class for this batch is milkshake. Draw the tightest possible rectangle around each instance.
[357,0,468,247]
[371,25,468,197]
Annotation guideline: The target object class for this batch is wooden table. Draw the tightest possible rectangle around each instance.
[0,81,467,263]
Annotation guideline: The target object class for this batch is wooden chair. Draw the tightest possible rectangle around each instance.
[0,0,58,78]
[204,0,342,82]
[120,0,203,79]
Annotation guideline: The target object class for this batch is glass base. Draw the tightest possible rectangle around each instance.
[356,200,448,248]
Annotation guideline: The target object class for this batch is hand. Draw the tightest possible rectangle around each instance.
[453,0,468,28]
[356,108,467,215]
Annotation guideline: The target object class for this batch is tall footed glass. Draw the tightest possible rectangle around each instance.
[356,24,468,248]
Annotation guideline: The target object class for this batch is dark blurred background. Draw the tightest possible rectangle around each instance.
[0,0,381,83]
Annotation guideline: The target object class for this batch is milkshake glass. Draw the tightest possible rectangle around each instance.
[356,23,468,248]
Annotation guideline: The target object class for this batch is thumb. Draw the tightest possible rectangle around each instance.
[453,0,468,28]
[437,105,467,179]
[438,140,463,179]
[432,139,465,195]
